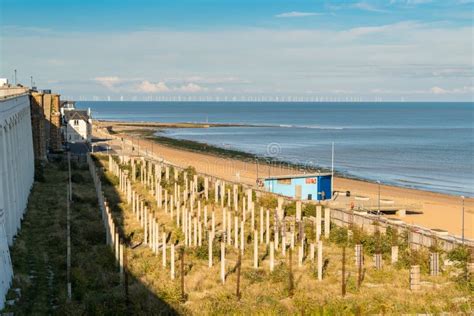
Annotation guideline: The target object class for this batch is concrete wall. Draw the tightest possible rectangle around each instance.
[0,93,35,309]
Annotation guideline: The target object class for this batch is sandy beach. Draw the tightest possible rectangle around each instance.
[94,121,474,239]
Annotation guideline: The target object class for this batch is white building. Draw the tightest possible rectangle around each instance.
[0,88,35,309]
[62,108,92,143]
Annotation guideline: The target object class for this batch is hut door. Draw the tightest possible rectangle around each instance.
[295,185,302,200]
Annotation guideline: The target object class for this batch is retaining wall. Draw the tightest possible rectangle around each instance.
[0,93,35,310]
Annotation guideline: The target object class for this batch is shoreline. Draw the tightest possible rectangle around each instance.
[100,120,472,197]
[94,120,474,239]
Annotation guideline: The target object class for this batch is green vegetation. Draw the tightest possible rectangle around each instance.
[4,157,126,314]
[4,156,180,314]
[5,154,472,314]
[93,155,474,314]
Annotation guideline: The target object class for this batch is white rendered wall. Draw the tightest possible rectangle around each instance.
[66,119,90,143]
[0,93,35,310]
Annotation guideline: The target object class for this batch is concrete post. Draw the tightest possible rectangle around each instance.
[222,207,227,236]
[316,206,322,241]
[194,217,198,247]
[410,265,421,291]
[277,197,284,219]
[324,207,330,238]
[240,220,245,254]
[275,229,279,250]
[119,243,124,282]
[266,209,270,245]
[296,201,302,221]
[259,207,264,244]
[162,232,167,267]
[144,207,148,244]
[298,243,304,267]
[234,216,239,249]
[355,244,363,268]
[251,202,255,232]
[171,244,175,280]
[247,189,252,211]
[391,245,399,264]
[221,242,226,284]
[430,252,439,276]
[254,230,258,268]
[317,240,323,281]
[208,234,213,267]
[282,234,286,256]
[233,185,238,211]
[374,253,382,270]
[270,241,275,272]
[115,231,120,267]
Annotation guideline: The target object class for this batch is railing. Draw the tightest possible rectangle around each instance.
[329,207,474,251]
[90,151,473,253]
[86,154,125,281]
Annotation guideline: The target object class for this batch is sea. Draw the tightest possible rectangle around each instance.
[79,101,474,196]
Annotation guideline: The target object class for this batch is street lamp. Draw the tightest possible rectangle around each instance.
[461,195,465,244]
[376,180,381,216]
[256,158,259,180]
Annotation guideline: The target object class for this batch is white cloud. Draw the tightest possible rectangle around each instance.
[430,86,447,94]
[136,80,170,93]
[369,86,474,95]
[176,83,207,93]
[430,86,474,94]
[275,11,320,18]
[3,23,472,100]
[343,21,418,37]
[353,2,388,12]
[94,76,122,89]
[182,76,250,84]
[135,80,213,93]
[390,0,432,5]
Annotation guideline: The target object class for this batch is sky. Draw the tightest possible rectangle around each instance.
[0,0,473,101]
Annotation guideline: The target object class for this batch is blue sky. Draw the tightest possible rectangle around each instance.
[1,0,473,101]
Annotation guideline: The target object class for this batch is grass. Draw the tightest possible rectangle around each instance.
[2,156,163,314]
[3,154,471,314]
[92,154,473,315]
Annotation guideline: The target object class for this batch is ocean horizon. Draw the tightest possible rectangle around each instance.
[80,101,474,197]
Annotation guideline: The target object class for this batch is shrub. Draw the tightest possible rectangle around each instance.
[259,194,277,209]
[303,204,316,217]
[34,161,46,182]
[71,173,85,183]
[244,269,266,284]
[329,225,349,246]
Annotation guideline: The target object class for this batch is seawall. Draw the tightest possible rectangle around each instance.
[0,92,35,309]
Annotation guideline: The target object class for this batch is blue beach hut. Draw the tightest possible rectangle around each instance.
[263,173,332,201]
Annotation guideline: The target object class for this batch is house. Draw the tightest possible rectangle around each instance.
[62,108,92,143]
[262,173,332,201]
[60,100,76,115]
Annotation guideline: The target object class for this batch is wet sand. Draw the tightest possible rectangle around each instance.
[93,122,473,239]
